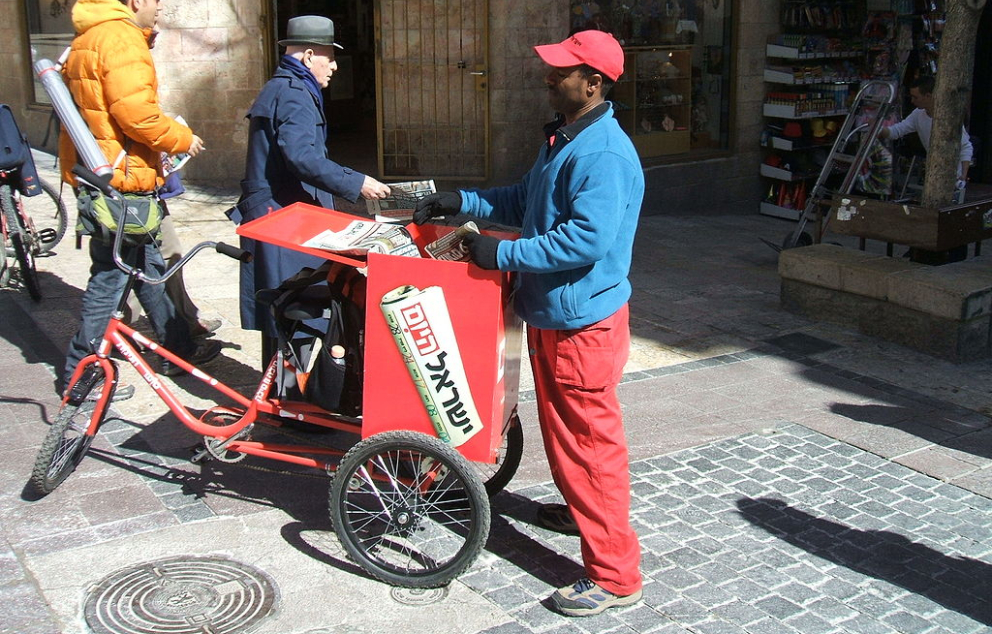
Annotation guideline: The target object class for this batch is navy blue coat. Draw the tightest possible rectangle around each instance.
[235,67,365,334]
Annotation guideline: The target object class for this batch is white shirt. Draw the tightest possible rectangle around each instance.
[886,108,974,167]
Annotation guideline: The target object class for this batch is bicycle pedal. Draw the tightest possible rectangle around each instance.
[190,443,211,464]
[37,228,58,243]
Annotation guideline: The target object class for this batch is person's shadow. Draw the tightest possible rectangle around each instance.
[736,497,992,625]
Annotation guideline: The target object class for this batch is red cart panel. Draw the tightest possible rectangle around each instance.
[237,203,521,463]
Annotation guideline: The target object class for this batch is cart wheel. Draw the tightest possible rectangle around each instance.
[476,413,523,497]
[782,231,813,249]
[329,430,490,588]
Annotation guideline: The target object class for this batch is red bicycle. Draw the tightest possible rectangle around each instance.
[29,166,523,588]
[0,103,69,300]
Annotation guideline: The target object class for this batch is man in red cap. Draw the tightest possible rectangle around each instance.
[415,29,644,616]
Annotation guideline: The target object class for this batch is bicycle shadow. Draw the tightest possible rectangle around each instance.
[69,411,581,589]
[736,496,992,625]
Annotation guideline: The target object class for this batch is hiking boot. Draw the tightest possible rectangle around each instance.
[190,317,222,338]
[61,379,135,403]
[551,578,642,617]
[536,503,580,535]
[162,340,222,377]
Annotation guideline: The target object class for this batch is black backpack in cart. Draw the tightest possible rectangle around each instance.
[266,261,365,417]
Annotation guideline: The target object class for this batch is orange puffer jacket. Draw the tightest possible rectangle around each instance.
[59,0,191,193]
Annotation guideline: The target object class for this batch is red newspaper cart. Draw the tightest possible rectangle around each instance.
[237,203,523,586]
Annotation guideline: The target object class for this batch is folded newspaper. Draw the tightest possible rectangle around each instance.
[423,221,480,262]
[369,180,437,223]
[379,284,483,446]
[161,115,192,177]
[303,220,421,257]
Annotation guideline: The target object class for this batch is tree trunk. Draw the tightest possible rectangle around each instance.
[921,0,986,208]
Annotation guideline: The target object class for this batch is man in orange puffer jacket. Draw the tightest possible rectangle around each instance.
[59,0,220,399]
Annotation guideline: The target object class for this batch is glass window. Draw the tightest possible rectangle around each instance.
[24,0,77,105]
[569,0,733,159]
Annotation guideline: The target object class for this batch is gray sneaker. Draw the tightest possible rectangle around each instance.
[551,578,642,617]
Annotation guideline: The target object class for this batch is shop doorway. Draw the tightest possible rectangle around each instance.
[272,0,490,182]
[971,8,991,185]
[376,0,490,180]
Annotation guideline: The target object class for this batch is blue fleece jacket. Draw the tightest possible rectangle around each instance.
[459,103,644,330]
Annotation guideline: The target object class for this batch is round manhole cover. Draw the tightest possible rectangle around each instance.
[84,556,278,634]
[390,586,448,606]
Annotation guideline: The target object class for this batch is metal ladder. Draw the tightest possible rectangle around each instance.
[768,80,898,251]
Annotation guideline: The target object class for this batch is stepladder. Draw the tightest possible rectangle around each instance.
[767,80,899,251]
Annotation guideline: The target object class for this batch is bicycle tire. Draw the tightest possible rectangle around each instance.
[29,365,109,495]
[32,179,69,255]
[0,225,9,287]
[329,430,490,588]
[1,184,41,301]
[476,412,523,497]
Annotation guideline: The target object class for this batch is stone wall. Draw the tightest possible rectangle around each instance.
[154,0,268,182]
[1,0,41,145]
[486,0,569,186]
[780,245,992,362]
[0,0,776,213]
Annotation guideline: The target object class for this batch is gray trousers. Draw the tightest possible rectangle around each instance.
[126,213,200,328]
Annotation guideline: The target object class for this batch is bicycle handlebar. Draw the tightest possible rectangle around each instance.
[70,165,253,284]
[71,164,113,196]
[216,242,253,262]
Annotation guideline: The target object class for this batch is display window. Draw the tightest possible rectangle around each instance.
[569,0,734,158]
[23,0,76,105]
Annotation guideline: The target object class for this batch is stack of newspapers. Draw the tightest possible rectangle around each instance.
[303,219,479,262]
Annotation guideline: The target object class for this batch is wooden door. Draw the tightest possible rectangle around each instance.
[376,0,489,180]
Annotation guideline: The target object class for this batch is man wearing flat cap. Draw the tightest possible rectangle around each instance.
[414,29,644,617]
[235,15,391,365]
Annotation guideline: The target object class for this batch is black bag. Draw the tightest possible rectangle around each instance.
[0,104,29,171]
[269,261,365,416]
[0,104,42,197]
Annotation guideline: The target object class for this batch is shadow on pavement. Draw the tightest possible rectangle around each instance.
[488,491,585,587]
[830,402,992,460]
[736,496,992,626]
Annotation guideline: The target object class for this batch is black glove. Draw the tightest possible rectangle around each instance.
[413,191,462,225]
[462,232,501,270]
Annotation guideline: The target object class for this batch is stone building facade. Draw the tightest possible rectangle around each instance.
[0,0,779,215]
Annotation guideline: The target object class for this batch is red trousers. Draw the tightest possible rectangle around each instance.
[528,304,642,596]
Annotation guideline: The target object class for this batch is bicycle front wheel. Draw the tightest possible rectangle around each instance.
[1,184,41,301]
[476,412,523,498]
[29,365,109,495]
[329,430,490,588]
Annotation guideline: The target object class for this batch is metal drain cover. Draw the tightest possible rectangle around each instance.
[390,586,448,606]
[84,556,278,634]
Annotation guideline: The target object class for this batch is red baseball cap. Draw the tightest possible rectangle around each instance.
[534,30,625,81]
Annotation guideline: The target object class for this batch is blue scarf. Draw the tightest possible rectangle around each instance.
[279,54,325,115]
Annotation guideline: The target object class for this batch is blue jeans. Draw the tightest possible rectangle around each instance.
[62,238,193,388]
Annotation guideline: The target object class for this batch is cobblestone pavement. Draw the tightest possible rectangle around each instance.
[474,425,992,634]
[1,150,990,633]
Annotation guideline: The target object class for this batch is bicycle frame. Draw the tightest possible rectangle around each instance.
[68,266,362,473]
